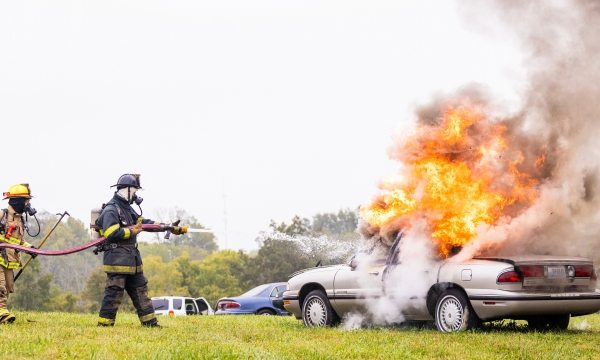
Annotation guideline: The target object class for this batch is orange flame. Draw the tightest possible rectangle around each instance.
[361,102,538,257]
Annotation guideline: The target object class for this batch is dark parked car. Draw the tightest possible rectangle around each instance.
[215,282,290,316]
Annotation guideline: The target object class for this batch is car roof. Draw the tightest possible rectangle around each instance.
[151,296,193,300]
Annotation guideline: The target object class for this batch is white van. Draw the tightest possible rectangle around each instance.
[151,296,214,316]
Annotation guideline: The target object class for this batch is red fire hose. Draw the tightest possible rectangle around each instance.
[0,224,187,256]
[0,236,107,256]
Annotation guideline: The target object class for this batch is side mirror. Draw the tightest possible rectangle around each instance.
[350,258,359,270]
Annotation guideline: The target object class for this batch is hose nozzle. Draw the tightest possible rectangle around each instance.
[163,222,187,240]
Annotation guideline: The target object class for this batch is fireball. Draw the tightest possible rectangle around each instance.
[361,102,539,257]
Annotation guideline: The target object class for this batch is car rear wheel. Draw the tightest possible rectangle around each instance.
[257,309,276,316]
[527,314,570,331]
[435,289,480,332]
[302,290,339,327]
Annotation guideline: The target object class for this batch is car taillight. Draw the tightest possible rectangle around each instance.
[574,265,594,278]
[168,310,174,316]
[218,301,241,310]
[497,270,521,283]
[518,265,543,277]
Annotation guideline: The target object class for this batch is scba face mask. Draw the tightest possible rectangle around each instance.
[8,197,36,215]
[132,192,143,206]
[24,202,37,216]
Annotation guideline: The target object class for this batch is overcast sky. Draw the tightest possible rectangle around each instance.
[0,1,524,251]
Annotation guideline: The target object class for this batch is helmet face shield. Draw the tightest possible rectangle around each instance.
[117,187,139,204]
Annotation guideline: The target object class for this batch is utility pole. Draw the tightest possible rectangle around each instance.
[223,193,228,250]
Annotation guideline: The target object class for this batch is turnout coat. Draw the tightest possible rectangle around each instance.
[95,194,158,274]
[0,206,32,269]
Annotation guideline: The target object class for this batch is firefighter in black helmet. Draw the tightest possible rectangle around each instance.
[95,174,183,327]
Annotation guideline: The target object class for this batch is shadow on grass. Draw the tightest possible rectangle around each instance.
[340,319,587,333]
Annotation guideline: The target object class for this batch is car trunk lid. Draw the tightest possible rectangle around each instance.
[475,255,596,290]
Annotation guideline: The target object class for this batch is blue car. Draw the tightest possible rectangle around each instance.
[215,282,290,316]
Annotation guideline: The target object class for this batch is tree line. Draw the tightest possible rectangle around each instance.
[8,208,361,312]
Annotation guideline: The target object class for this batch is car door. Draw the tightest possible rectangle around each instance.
[194,298,214,315]
[333,255,386,315]
[382,234,433,320]
[184,298,198,315]
[269,285,287,312]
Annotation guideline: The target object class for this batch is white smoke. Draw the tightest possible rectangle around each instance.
[339,313,365,331]
[255,230,361,264]
[347,220,440,326]
[577,319,590,330]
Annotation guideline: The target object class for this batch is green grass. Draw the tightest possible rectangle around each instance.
[1,312,600,359]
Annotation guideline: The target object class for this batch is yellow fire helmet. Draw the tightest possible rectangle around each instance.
[3,183,33,200]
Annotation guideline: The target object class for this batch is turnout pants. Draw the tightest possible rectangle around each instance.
[98,272,157,326]
[0,266,14,315]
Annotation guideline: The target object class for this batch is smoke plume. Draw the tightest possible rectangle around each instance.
[360,1,600,263]
[459,0,600,261]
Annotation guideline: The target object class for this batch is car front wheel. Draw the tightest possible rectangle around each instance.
[257,309,276,316]
[435,289,480,332]
[302,290,339,327]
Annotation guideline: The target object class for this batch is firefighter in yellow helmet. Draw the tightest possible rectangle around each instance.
[0,184,38,324]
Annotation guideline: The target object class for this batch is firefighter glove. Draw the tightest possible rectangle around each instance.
[131,223,143,236]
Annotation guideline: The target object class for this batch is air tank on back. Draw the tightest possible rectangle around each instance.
[90,207,102,240]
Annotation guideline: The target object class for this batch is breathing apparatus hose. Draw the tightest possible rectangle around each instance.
[0,223,187,256]
[24,213,41,237]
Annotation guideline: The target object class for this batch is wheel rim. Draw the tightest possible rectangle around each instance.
[305,297,327,326]
[438,296,463,332]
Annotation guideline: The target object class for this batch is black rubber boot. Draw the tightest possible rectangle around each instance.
[0,314,15,324]
[141,320,162,328]
[97,322,114,327]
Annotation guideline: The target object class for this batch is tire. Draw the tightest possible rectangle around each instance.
[257,309,276,316]
[302,290,339,327]
[528,314,570,331]
[434,289,480,332]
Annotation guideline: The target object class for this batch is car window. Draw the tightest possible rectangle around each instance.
[173,298,183,310]
[351,252,387,267]
[241,284,270,297]
[195,299,208,313]
[184,299,196,314]
[388,246,401,265]
[269,287,279,298]
[152,299,168,310]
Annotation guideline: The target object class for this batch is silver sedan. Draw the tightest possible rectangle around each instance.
[282,235,600,332]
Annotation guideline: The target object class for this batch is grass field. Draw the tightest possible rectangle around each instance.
[1,311,600,359]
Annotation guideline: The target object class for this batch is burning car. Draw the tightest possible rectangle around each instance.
[282,234,600,332]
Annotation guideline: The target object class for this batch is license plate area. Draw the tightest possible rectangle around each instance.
[546,266,566,278]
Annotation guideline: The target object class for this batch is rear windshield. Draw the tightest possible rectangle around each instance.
[152,299,168,310]
[241,284,270,297]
